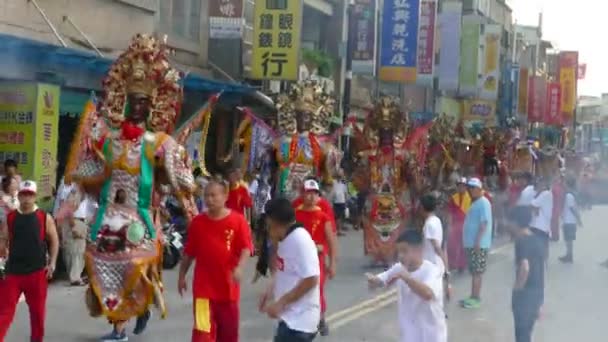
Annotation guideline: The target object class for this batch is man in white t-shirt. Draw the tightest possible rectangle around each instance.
[366,229,447,342]
[559,178,582,263]
[330,170,349,234]
[516,173,536,207]
[530,179,553,260]
[259,198,320,342]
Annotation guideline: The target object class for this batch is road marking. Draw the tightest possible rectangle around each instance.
[330,295,397,329]
[325,289,397,322]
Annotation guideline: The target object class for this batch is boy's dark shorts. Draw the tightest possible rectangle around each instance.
[466,248,489,275]
[333,203,346,220]
[562,223,577,241]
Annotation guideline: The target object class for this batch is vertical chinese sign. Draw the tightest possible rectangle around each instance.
[437,1,462,92]
[511,63,520,115]
[459,15,480,96]
[251,0,303,80]
[34,84,59,199]
[416,0,436,85]
[527,76,546,123]
[351,0,376,75]
[559,51,578,124]
[209,0,244,39]
[545,82,562,126]
[478,24,501,100]
[517,67,529,120]
[0,82,59,199]
[379,0,420,83]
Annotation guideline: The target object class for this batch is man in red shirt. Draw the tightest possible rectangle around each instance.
[178,180,252,342]
[294,179,338,336]
[225,168,253,219]
[292,177,337,233]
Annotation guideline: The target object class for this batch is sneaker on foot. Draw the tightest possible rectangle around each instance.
[100,330,128,342]
[318,318,330,336]
[461,298,481,309]
[133,309,151,335]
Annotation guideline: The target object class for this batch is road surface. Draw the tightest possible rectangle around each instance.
[6,206,608,341]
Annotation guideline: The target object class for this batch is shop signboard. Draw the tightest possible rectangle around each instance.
[209,0,244,38]
[437,1,462,92]
[462,99,496,126]
[378,0,420,83]
[416,0,436,85]
[517,67,529,120]
[251,0,303,80]
[478,24,501,100]
[0,82,59,199]
[527,75,546,123]
[559,51,578,123]
[351,0,376,74]
[459,15,480,96]
[545,82,562,126]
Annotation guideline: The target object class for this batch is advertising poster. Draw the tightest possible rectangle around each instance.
[527,76,547,123]
[459,15,480,96]
[498,61,512,120]
[351,0,376,74]
[416,0,436,85]
[478,24,501,100]
[545,82,562,126]
[517,67,529,119]
[209,0,244,39]
[251,0,303,80]
[511,63,520,115]
[462,99,497,126]
[378,0,419,82]
[437,1,462,92]
[0,82,59,199]
[559,51,578,123]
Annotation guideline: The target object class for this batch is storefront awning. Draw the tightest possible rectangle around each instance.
[0,33,254,94]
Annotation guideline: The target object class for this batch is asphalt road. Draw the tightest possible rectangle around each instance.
[6,206,608,341]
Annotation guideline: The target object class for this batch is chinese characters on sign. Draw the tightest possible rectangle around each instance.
[34,84,60,199]
[545,82,562,126]
[559,51,578,123]
[209,0,244,39]
[379,0,419,82]
[351,0,376,74]
[0,84,36,178]
[417,0,436,81]
[251,0,302,80]
[527,76,547,123]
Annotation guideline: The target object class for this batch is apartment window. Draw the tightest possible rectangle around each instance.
[159,0,202,41]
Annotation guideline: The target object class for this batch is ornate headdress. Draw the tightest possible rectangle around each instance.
[101,34,183,133]
[275,80,335,135]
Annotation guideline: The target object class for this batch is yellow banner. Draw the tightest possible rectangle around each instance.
[34,84,60,199]
[560,67,576,116]
[250,0,302,80]
[0,83,37,179]
[462,99,496,126]
[517,68,529,117]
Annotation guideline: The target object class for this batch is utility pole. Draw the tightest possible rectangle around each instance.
[342,0,355,120]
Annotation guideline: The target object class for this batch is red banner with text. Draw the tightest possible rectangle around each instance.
[545,82,562,126]
[527,76,546,123]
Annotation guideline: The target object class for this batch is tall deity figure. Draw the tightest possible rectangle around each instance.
[64,34,197,339]
[273,80,341,199]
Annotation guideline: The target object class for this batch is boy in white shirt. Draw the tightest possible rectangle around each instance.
[530,179,553,258]
[420,194,451,302]
[559,178,582,263]
[259,198,320,342]
[366,229,447,342]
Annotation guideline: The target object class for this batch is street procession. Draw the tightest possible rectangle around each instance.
[0,0,606,341]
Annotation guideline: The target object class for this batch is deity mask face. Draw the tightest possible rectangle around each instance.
[127,93,152,124]
[295,110,312,133]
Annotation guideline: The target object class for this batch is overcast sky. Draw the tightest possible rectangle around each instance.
[510,0,607,97]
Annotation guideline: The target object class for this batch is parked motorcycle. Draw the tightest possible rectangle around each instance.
[162,223,184,270]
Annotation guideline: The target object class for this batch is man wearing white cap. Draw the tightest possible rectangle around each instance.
[0,180,59,342]
[460,178,493,310]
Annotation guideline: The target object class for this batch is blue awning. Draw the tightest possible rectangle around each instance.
[0,33,254,94]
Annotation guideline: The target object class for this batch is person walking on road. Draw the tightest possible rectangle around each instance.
[511,207,545,342]
[446,178,471,272]
[420,194,451,303]
[366,229,447,342]
[178,179,252,342]
[0,180,59,342]
[460,178,493,309]
[259,197,321,342]
[530,178,553,262]
[329,170,349,236]
[559,177,582,263]
[62,198,91,286]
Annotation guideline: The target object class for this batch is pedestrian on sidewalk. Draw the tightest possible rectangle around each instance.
[366,229,447,342]
[259,197,320,342]
[559,177,582,263]
[329,170,349,235]
[62,197,90,286]
[511,207,545,342]
[178,179,252,342]
[446,178,470,272]
[460,178,493,309]
[294,179,338,336]
[0,180,59,342]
